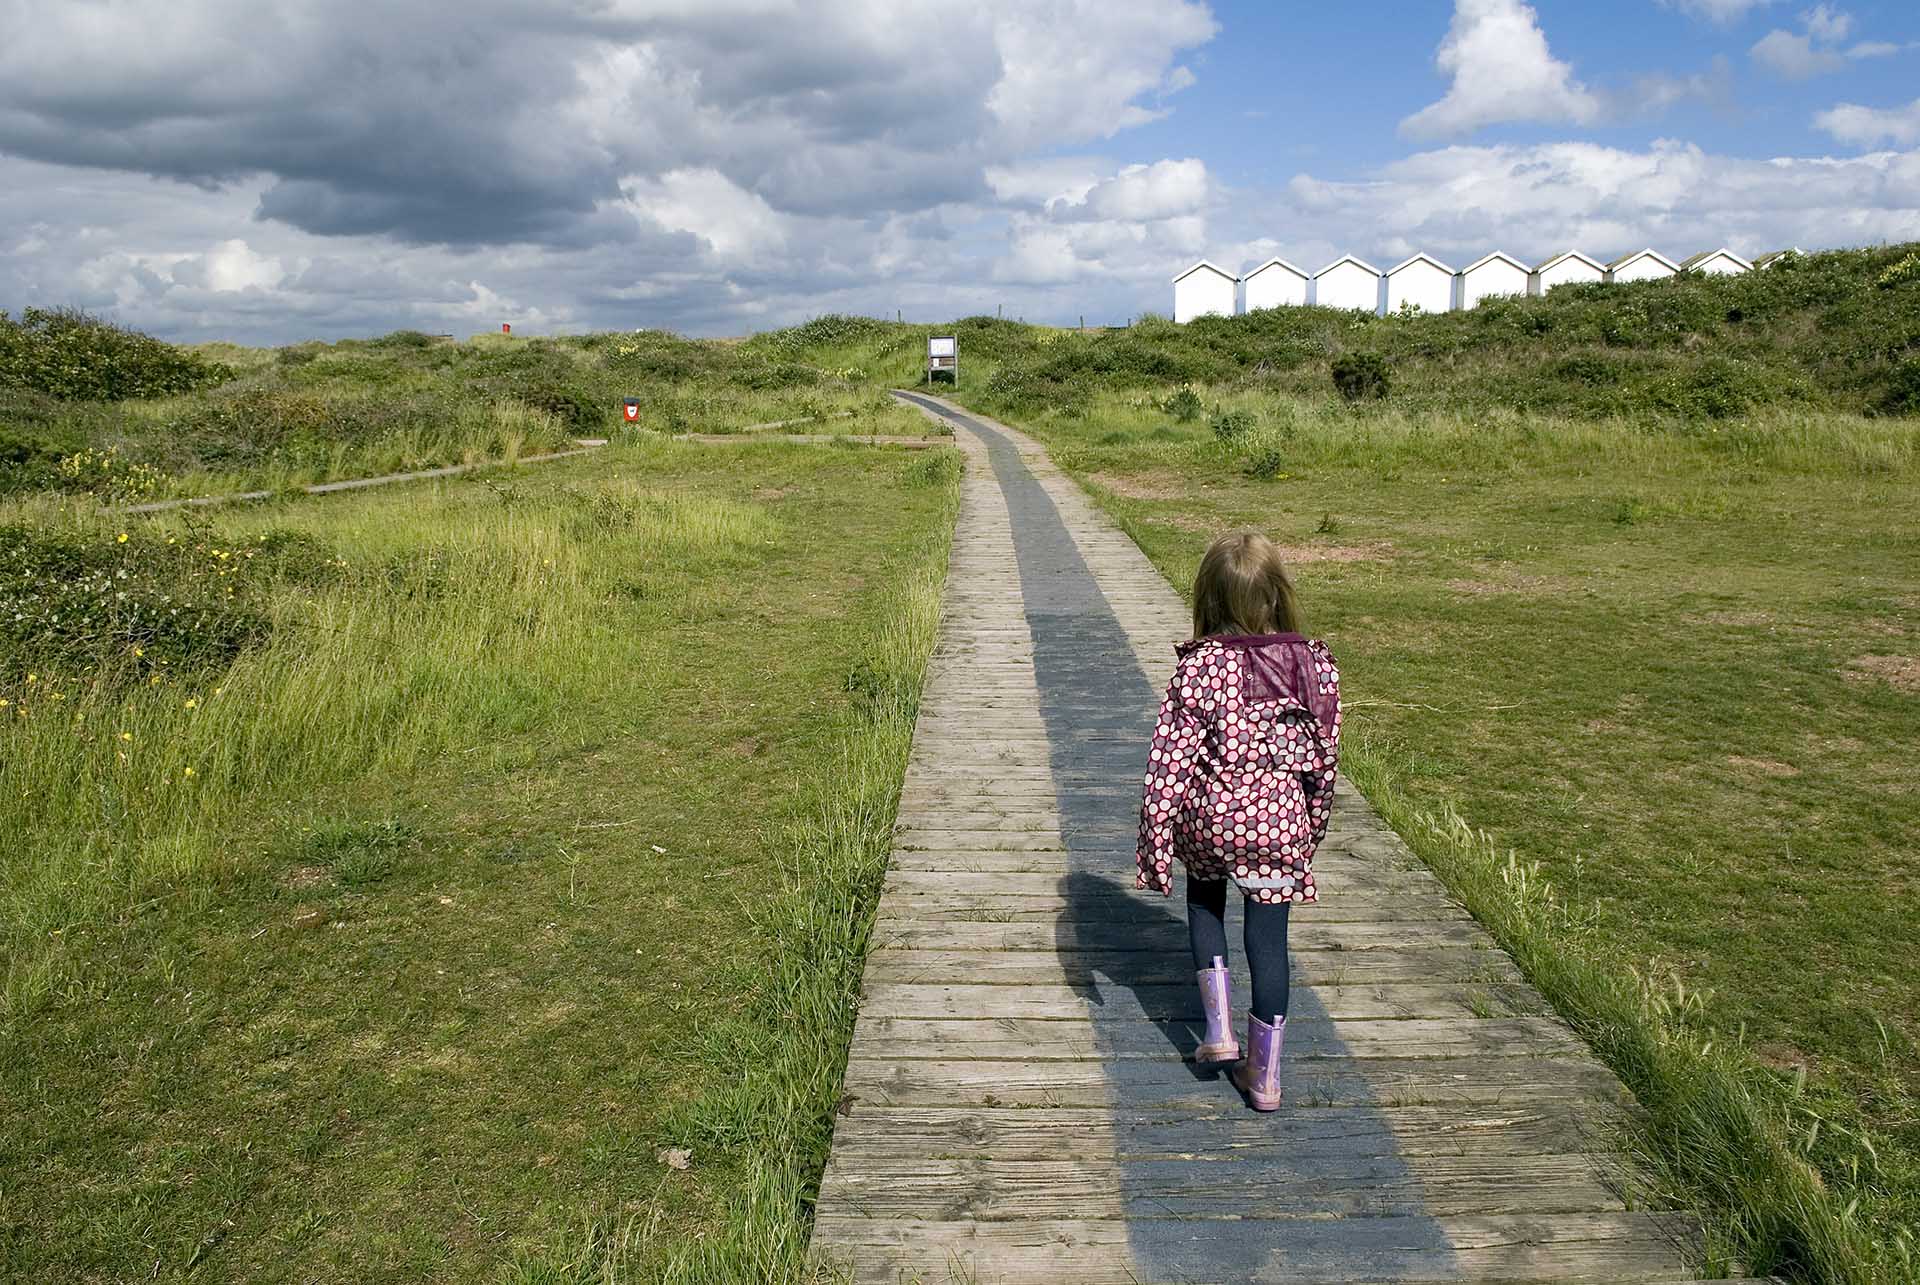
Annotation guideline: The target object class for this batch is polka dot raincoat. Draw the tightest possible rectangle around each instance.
[1135,632,1342,904]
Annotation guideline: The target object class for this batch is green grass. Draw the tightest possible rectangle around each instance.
[938,382,1919,1282]
[0,437,959,1281]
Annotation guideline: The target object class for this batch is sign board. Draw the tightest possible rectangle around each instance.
[502,322,512,334]
[622,397,641,423]
[926,334,959,383]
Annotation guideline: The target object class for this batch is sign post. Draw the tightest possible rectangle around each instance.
[622,397,641,427]
[926,334,958,385]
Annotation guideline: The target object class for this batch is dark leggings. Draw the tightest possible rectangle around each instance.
[1186,875,1290,1022]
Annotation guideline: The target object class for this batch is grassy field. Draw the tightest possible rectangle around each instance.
[1,431,959,1279]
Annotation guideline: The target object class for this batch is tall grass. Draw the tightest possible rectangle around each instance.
[1345,734,1917,1285]
[495,459,959,1284]
[0,462,781,1016]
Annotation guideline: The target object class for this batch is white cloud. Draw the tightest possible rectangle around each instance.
[1270,141,1920,272]
[1802,2,1852,41]
[1816,99,1920,147]
[984,0,1215,148]
[1056,159,1210,222]
[1751,6,1898,78]
[984,157,1107,208]
[622,168,788,260]
[1400,0,1601,140]
[1662,0,1775,24]
[204,239,286,292]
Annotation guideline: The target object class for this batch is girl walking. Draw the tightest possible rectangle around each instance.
[1136,531,1342,1111]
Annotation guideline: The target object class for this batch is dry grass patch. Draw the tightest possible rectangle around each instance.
[1843,654,1920,693]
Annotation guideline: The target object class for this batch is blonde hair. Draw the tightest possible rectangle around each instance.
[1192,530,1302,639]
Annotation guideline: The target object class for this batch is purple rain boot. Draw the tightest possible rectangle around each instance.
[1194,956,1239,1065]
[1231,1013,1285,1111]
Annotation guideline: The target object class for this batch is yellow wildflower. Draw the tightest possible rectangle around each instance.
[25,673,35,683]
[119,731,133,742]
[132,647,145,658]
[117,532,129,544]
[183,766,195,778]
[184,699,197,709]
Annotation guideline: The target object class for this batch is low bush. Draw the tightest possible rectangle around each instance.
[0,308,232,401]
[1331,352,1391,401]
[0,526,276,677]
[1878,358,1920,417]
[1210,408,1257,442]
[1163,386,1203,422]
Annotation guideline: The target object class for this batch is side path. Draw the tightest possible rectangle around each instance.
[810,391,1761,1284]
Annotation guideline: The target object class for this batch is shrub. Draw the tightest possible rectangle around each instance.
[0,526,273,677]
[1875,253,1920,290]
[1244,442,1288,479]
[1210,409,1257,442]
[1163,386,1203,422]
[0,307,232,401]
[1878,358,1920,417]
[1331,352,1391,402]
[368,329,439,349]
[516,384,598,431]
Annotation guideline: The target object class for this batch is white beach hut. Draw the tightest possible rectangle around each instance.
[1242,257,1309,311]
[1385,253,1455,314]
[1456,251,1530,309]
[1606,249,1681,284]
[1172,260,1238,323]
[1313,255,1383,314]
[1682,248,1752,276]
[1530,251,1606,295]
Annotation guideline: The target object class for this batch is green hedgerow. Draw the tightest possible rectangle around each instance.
[0,308,232,401]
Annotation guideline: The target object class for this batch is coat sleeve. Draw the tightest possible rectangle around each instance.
[1136,649,1213,895]
[1300,642,1342,850]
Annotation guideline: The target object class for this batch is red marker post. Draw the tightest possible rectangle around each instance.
[502,322,512,335]
[622,397,641,425]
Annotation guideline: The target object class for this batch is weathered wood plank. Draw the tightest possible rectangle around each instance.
[871,918,1492,952]
[816,1152,1624,1220]
[846,1015,1587,1062]
[838,1055,1634,1110]
[858,945,1522,986]
[857,982,1544,1022]
[824,1103,1612,1163]
[812,1211,1699,1284]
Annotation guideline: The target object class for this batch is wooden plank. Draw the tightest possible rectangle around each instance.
[838,1055,1634,1110]
[871,918,1492,952]
[824,1103,1611,1163]
[857,982,1544,1022]
[812,1211,1698,1283]
[816,1152,1624,1220]
[858,946,1522,986]
[846,1015,1587,1062]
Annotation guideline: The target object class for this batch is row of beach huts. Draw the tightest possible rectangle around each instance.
[1170,247,1800,323]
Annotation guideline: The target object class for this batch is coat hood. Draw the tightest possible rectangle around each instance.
[1178,633,1337,741]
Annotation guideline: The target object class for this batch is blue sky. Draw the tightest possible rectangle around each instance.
[1142,0,1918,170]
[0,0,1916,341]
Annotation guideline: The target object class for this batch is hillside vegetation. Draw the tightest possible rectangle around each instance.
[0,320,928,503]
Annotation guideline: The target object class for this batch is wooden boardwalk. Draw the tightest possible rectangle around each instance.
[811,393,1757,1284]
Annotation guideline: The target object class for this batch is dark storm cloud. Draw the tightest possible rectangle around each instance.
[0,0,1006,246]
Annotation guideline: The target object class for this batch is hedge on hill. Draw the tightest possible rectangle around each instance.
[0,308,233,401]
